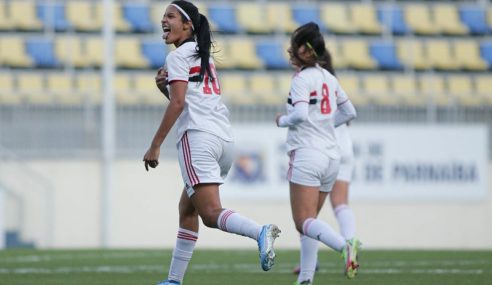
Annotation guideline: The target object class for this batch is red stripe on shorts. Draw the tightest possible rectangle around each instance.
[182,132,200,185]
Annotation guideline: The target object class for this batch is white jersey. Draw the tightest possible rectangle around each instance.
[285,64,350,159]
[166,41,233,144]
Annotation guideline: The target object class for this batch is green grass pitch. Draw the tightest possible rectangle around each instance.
[0,249,491,285]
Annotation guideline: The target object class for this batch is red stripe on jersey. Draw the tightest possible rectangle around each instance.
[169,79,188,84]
[189,66,200,75]
[310,91,317,97]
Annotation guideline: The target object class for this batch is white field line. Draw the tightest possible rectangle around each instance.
[0,251,165,263]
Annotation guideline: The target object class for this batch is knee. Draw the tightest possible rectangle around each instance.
[199,208,222,228]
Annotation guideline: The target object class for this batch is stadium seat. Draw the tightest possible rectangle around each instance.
[47,73,79,105]
[480,41,492,69]
[0,37,33,68]
[18,73,50,104]
[37,2,71,32]
[0,73,20,105]
[135,72,164,105]
[433,4,468,35]
[10,1,43,31]
[292,5,326,32]
[377,4,409,35]
[76,73,101,104]
[237,3,271,34]
[341,40,377,70]
[123,3,154,33]
[396,39,429,70]
[55,37,87,68]
[26,38,59,68]
[142,40,167,69]
[249,74,277,105]
[114,73,139,105]
[220,73,252,105]
[208,4,241,34]
[212,39,234,70]
[66,1,100,32]
[95,2,131,32]
[419,75,450,106]
[460,5,489,35]
[404,4,438,35]
[85,37,103,68]
[0,2,13,31]
[256,41,290,70]
[228,38,263,70]
[115,38,149,69]
[320,3,356,34]
[392,75,424,106]
[447,75,478,106]
[325,38,346,70]
[489,7,492,32]
[370,41,404,70]
[426,40,461,70]
[351,4,383,34]
[454,40,488,71]
[266,3,297,34]
[475,75,492,104]
[276,73,293,100]
[338,73,367,105]
[362,74,396,105]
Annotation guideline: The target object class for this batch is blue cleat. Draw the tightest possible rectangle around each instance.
[156,280,180,285]
[257,224,281,271]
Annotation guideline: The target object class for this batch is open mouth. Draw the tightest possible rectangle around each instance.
[162,27,170,40]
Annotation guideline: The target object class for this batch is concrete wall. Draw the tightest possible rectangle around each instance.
[1,159,491,249]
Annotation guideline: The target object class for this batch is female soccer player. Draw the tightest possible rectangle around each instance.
[143,1,280,284]
[275,22,360,285]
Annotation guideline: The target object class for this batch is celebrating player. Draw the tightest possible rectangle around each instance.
[143,1,280,284]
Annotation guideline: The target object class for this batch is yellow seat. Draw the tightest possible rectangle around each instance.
[237,3,271,34]
[194,2,216,31]
[338,73,366,105]
[10,1,43,31]
[396,39,429,70]
[489,7,492,29]
[0,2,13,30]
[86,37,103,67]
[115,38,149,69]
[228,38,263,69]
[351,4,382,34]
[276,73,293,103]
[19,73,50,104]
[47,73,79,105]
[321,3,356,34]
[249,74,277,105]
[404,4,438,35]
[325,38,346,70]
[212,38,234,69]
[426,40,460,70]
[454,40,488,71]
[266,3,297,34]
[363,74,395,105]
[66,1,100,32]
[76,73,101,104]
[475,76,492,104]
[95,2,131,32]
[0,37,33,68]
[434,4,468,35]
[0,73,20,104]
[341,40,377,70]
[135,72,166,105]
[419,75,449,106]
[447,75,478,106]
[114,73,139,105]
[392,75,423,106]
[55,37,87,68]
[220,73,252,105]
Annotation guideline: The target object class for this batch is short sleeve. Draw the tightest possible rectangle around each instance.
[290,73,310,105]
[166,52,189,83]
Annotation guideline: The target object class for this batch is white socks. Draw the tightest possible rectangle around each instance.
[168,228,198,283]
[217,209,262,240]
[298,234,319,283]
[302,218,346,252]
[334,204,356,240]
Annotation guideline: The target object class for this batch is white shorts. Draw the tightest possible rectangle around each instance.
[287,148,340,193]
[335,124,355,182]
[178,130,234,197]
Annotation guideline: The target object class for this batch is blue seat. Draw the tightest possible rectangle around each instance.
[480,41,492,69]
[377,5,408,35]
[292,5,326,32]
[208,4,240,33]
[37,3,71,32]
[370,41,403,70]
[256,42,289,69]
[123,3,154,33]
[142,40,167,68]
[26,39,58,68]
[460,6,489,35]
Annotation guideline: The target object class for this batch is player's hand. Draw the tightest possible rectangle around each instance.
[143,146,160,171]
[275,113,283,127]
[155,67,169,99]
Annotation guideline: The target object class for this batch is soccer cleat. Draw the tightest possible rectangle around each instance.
[156,280,180,285]
[257,224,281,271]
[342,238,361,279]
[293,280,312,285]
[292,262,319,275]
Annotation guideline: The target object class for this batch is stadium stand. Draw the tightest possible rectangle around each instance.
[115,37,149,69]
[391,75,422,106]
[18,73,49,105]
[426,40,461,71]
[55,36,87,68]
[475,75,492,104]
[377,4,409,35]
[454,40,488,71]
[351,3,383,34]
[320,3,356,34]
[0,73,18,105]
[292,4,326,32]
[420,75,450,106]
[249,73,277,104]
[266,2,297,34]
[481,41,492,68]
[142,39,167,68]
[75,72,101,104]
[404,3,438,35]
[434,3,469,35]
[447,74,478,107]
[256,41,290,69]
[47,73,77,105]
[26,38,59,68]
[370,41,404,70]
[95,1,131,33]
[341,39,377,70]
[460,5,489,35]
[85,37,104,68]
[37,2,71,32]
[227,37,263,69]
[66,1,100,32]
[236,3,271,34]
[0,37,33,68]
[0,1,12,31]
[10,1,43,31]
[123,3,154,33]
[208,3,240,34]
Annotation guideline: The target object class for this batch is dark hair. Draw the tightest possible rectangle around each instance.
[171,0,213,81]
[291,22,335,76]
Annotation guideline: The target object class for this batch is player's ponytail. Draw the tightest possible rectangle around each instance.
[319,48,336,76]
[196,14,213,82]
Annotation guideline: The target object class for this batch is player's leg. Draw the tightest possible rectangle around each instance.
[330,180,356,240]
